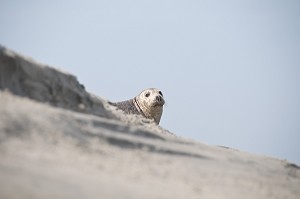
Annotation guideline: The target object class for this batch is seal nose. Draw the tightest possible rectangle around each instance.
[156,95,162,101]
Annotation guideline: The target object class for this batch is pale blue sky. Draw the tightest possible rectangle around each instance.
[1,0,299,164]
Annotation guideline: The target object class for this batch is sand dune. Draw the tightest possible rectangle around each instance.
[0,45,299,199]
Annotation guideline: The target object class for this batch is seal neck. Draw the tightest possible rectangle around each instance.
[134,97,145,117]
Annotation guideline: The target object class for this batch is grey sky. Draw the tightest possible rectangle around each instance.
[1,0,299,164]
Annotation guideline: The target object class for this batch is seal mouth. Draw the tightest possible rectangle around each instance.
[152,100,165,107]
[153,103,163,107]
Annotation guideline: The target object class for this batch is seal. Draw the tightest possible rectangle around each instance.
[110,88,165,124]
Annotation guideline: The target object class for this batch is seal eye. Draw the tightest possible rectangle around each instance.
[145,92,150,97]
[159,91,163,96]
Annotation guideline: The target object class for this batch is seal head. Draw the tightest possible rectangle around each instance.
[134,88,165,124]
